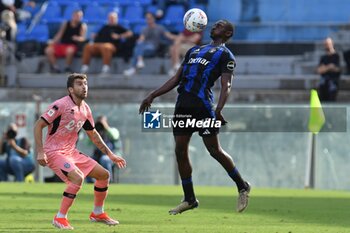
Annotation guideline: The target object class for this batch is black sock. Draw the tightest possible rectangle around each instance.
[182,177,196,203]
[228,167,247,192]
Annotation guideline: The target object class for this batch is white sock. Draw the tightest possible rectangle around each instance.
[93,206,104,215]
[56,211,67,218]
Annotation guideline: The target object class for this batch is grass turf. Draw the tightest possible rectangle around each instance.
[0,183,349,233]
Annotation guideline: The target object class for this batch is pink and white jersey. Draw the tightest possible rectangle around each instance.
[41,95,94,156]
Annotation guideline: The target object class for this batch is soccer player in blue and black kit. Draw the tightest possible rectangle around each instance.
[139,20,250,214]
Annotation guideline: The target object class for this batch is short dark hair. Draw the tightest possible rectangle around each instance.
[67,73,87,89]
[222,20,234,41]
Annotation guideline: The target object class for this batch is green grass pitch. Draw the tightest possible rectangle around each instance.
[0,183,349,233]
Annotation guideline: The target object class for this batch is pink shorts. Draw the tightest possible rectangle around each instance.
[46,149,97,183]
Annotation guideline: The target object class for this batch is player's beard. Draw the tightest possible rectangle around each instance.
[74,90,87,100]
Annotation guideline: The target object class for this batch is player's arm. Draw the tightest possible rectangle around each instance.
[215,73,232,125]
[85,129,126,168]
[33,118,49,166]
[139,68,182,114]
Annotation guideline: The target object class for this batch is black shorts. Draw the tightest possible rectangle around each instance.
[172,92,219,137]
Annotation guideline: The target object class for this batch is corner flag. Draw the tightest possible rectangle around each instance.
[308,89,325,134]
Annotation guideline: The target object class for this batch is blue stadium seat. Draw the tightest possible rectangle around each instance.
[119,19,131,29]
[189,4,207,12]
[16,23,28,42]
[173,23,185,33]
[41,1,62,23]
[28,23,49,42]
[86,23,103,41]
[47,22,61,38]
[84,2,107,23]
[288,0,350,23]
[55,0,73,6]
[132,23,146,35]
[106,3,122,15]
[146,5,158,15]
[117,0,134,7]
[207,0,241,23]
[123,3,144,24]
[258,0,289,22]
[62,2,81,20]
[72,0,90,6]
[137,0,152,6]
[162,5,185,27]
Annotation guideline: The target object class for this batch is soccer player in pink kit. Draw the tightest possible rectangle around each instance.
[34,73,126,230]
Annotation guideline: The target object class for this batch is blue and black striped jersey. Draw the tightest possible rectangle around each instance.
[177,44,236,106]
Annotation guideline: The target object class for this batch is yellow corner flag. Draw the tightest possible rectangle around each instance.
[308,89,325,134]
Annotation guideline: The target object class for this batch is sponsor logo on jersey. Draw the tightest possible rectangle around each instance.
[188,57,210,66]
[209,48,217,53]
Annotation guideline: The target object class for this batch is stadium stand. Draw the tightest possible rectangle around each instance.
[62,2,81,20]
[84,2,107,24]
[1,0,349,102]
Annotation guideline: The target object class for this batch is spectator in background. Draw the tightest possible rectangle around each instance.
[154,0,189,12]
[0,123,35,182]
[168,29,202,76]
[123,12,176,77]
[343,49,350,75]
[0,0,22,19]
[86,115,122,183]
[0,0,34,22]
[80,12,133,75]
[1,9,16,41]
[240,0,260,22]
[317,37,341,102]
[45,10,86,73]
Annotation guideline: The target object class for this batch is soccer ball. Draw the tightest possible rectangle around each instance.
[183,8,208,32]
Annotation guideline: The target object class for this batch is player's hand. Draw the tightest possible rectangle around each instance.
[37,152,48,167]
[215,110,228,126]
[109,154,126,169]
[139,95,153,114]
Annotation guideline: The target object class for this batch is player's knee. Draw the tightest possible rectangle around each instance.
[207,147,221,158]
[95,169,110,181]
[101,169,110,180]
[68,170,84,186]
